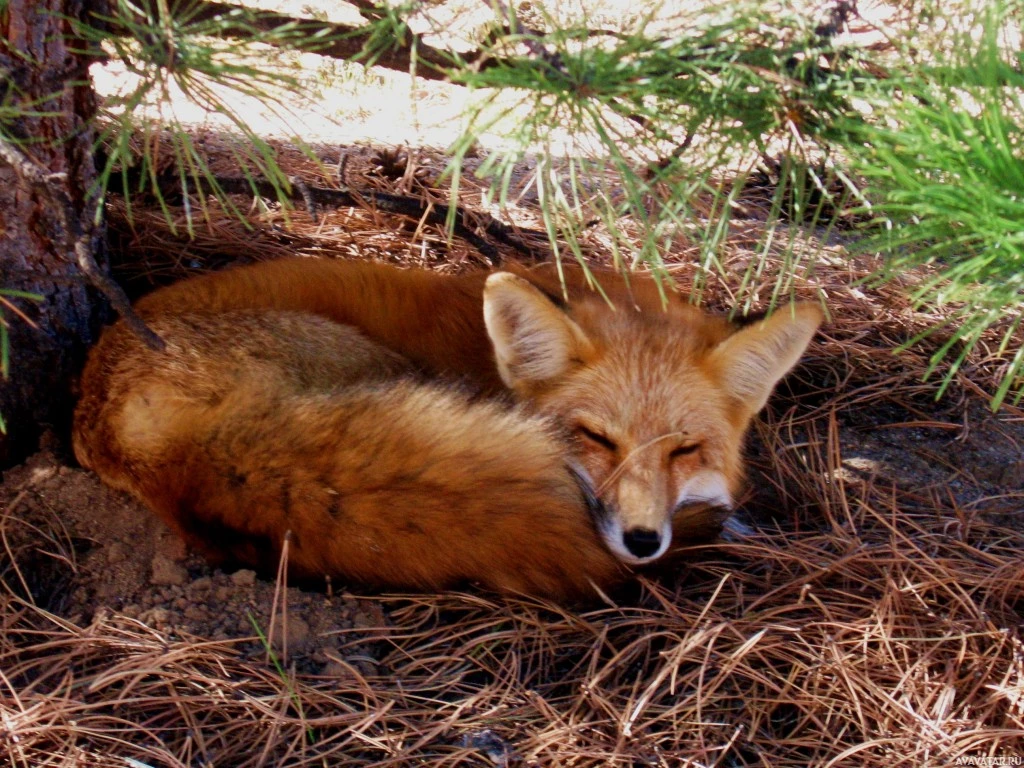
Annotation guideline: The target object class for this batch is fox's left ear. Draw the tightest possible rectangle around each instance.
[483,272,595,396]
[709,303,823,413]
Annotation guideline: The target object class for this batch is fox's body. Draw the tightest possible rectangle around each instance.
[73,257,821,601]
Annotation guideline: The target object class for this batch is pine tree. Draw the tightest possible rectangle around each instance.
[1,0,1021,465]
[1,0,107,463]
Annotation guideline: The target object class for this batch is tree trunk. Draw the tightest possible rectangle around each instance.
[0,0,106,466]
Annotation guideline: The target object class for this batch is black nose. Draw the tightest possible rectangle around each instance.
[623,527,662,559]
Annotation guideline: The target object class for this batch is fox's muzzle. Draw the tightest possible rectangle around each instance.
[567,462,736,565]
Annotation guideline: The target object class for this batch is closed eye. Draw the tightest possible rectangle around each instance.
[670,443,701,459]
[577,425,617,452]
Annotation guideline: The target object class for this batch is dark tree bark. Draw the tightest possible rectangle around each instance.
[0,0,107,465]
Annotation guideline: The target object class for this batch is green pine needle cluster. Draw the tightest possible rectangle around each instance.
[444,0,1024,406]
[840,2,1024,406]
[448,2,864,286]
[75,0,341,233]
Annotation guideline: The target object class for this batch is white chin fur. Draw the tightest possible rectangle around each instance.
[598,517,672,565]
[675,469,733,512]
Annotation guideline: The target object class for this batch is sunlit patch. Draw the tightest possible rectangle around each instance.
[29,466,58,484]
[827,456,888,487]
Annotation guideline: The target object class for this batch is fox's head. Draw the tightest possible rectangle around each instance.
[483,271,822,565]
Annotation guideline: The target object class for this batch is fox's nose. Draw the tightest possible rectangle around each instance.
[622,527,662,559]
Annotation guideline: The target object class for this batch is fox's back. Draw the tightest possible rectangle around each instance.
[130,257,691,390]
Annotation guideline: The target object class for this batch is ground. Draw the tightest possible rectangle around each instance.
[1,138,1022,762]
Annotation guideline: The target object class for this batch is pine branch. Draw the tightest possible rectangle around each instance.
[105,1,780,86]
[142,0,483,82]
[103,161,553,263]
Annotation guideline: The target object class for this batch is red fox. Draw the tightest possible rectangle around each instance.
[72,257,822,600]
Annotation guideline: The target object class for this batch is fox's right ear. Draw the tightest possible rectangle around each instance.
[483,273,594,396]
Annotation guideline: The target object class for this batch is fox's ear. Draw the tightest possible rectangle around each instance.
[709,303,823,413]
[483,272,594,395]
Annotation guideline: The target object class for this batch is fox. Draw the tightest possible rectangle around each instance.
[72,257,822,601]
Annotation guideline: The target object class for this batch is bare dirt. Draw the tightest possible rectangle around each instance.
[2,439,391,679]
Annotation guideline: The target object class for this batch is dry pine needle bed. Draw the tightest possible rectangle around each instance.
[3,466,1022,766]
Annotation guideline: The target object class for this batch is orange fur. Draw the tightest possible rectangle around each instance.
[73,257,821,600]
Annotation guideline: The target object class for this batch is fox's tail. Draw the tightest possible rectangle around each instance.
[73,310,624,600]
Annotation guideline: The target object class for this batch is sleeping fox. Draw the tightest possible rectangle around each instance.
[72,258,821,601]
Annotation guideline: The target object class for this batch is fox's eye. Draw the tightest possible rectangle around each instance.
[670,443,700,459]
[577,425,617,452]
